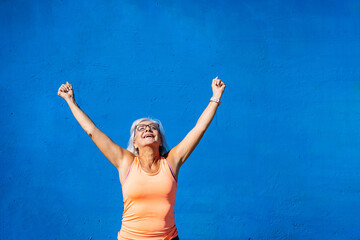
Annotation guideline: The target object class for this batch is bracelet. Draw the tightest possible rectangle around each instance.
[210,97,221,105]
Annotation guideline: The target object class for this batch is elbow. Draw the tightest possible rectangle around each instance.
[87,126,97,138]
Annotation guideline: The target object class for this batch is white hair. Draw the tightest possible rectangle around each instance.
[127,117,169,156]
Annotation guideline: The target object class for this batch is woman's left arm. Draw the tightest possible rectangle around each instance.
[168,77,226,168]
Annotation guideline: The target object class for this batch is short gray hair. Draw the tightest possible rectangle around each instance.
[127,117,169,156]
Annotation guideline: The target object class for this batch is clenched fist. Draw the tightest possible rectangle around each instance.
[212,76,226,99]
[57,82,74,101]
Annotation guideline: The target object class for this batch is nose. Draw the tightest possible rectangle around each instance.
[144,125,152,131]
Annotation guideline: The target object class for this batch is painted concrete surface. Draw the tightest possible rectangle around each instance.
[1,0,360,239]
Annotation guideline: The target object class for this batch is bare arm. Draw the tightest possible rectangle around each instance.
[168,77,226,169]
[58,82,133,170]
[65,97,96,136]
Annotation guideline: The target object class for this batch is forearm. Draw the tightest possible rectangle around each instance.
[165,77,225,165]
[195,101,219,132]
[65,98,97,136]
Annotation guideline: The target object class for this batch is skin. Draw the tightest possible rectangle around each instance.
[133,120,163,173]
[58,77,226,184]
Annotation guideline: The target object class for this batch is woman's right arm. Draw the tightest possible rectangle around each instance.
[57,82,134,170]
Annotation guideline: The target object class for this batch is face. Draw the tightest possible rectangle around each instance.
[133,120,162,151]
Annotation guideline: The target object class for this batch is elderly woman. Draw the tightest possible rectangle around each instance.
[57,77,226,240]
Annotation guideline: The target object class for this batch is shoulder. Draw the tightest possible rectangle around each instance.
[118,153,136,182]
[164,148,182,167]
[163,150,181,176]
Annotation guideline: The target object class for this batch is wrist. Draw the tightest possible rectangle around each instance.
[212,94,222,100]
[210,96,221,105]
[66,97,76,105]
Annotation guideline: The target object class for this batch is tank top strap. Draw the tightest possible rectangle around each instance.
[123,156,138,184]
[124,156,177,183]
[162,157,177,182]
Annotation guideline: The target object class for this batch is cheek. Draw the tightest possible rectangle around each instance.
[133,135,140,145]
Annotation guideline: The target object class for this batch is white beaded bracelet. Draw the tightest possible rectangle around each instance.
[210,97,221,105]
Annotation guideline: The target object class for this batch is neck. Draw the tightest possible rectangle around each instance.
[138,146,161,167]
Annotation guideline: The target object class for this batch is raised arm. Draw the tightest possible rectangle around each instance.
[168,77,226,170]
[57,82,134,170]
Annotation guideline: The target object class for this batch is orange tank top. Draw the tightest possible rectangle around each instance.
[118,156,178,240]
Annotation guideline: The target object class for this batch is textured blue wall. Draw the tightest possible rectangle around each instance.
[1,0,360,239]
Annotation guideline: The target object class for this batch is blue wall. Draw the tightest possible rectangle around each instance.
[1,0,360,239]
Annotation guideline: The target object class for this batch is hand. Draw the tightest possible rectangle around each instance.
[57,82,74,101]
[211,76,226,99]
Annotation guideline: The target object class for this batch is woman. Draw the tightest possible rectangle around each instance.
[57,77,226,240]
